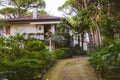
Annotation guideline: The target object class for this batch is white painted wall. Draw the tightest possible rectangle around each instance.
[11,24,36,34]
[36,25,44,33]
[36,25,44,40]
[8,24,56,40]
[73,39,88,51]
[10,24,45,40]
[72,33,89,51]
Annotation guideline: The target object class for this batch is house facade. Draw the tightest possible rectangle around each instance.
[2,16,89,50]
[0,15,64,50]
[4,15,61,40]
[1,4,62,40]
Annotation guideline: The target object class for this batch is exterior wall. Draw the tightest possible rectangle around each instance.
[10,24,55,34]
[6,23,56,40]
[9,24,44,40]
[36,25,44,40]
[10,24,37,34]
[36,25,44,33]
[72,33,89,51]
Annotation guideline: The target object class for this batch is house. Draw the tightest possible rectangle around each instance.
[0,4,89,50]
[1,4,62,40]
[4,15,61,40]
[0,4,66,50]
[0,15,63,50]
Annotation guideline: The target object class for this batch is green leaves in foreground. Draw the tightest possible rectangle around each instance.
[0,34,53,80]
[89,38,120,79]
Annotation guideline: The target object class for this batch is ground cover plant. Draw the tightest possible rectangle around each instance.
[89,37,120,80]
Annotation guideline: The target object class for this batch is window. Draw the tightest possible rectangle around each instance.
[37,25,42,30]
[39,27,41,30]
[6,26,10,35]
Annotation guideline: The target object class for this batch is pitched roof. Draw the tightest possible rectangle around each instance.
[5,15,62,22]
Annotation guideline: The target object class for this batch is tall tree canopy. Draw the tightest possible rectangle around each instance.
[0,0,46,18]
[59,0,120,49]
[59,0,97,49]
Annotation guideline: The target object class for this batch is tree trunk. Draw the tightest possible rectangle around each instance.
[78,35,80,47]
[96,24,102,47]
[88,31,94,50]
[81,33,84,50]
[92,30,96,47]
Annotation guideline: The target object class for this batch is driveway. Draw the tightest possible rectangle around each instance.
[42,57,100,80]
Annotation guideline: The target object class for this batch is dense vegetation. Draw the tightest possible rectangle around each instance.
[0,0,120,79]
[0,33,53,80]
[59,0,120,80]
[0,33,72,80]
[89,38,120,80]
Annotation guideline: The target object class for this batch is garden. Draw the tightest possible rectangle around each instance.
[0,33,72,80]
[0,0,120,80]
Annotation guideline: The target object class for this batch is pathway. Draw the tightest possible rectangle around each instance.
[42,57,100,80]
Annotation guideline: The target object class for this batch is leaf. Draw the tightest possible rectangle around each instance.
[103,36,116,45]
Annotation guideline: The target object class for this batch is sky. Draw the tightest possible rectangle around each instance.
[44,0,66,17]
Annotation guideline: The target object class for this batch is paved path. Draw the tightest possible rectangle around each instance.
[42,57,100,80]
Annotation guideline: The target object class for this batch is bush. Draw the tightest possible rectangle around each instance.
[89,38,120,80]
[70,44,87,56]
[25,40,45,52]
[0,33,54,80]
[53,48,70,59]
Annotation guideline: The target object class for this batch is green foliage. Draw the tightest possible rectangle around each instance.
[58,0,77,15]
[0,19,6,27]
[9,0,46,9]
[70,44,87,56]
[54,34,71,48]
[0,8,18,18]
[25,40,45,52]
[53,48,70,59]
[0,0,46,17]
[0,33,54,80]
[24,10,48,16]
[89,38,120,79]
[59,0,120,79]
[98,15,120,39]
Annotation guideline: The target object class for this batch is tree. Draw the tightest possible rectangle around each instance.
[0,0,46,17]
[0,7,19,18]
[59,0,98,50]
[59,0,120,49]
[24,10,48,16]
[96,0,120,40]
[0,7,48,18]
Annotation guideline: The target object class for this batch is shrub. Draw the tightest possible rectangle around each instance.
[0,33,54,80]
[89,38,120,80]
[53,48,70,59]
[70,44,87,56]
[25,40,45,52]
